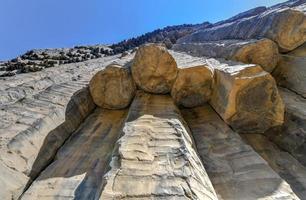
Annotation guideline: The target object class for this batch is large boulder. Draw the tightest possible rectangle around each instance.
[177,6,306,52]
[173,39,279,72]
[89,64,136,109]
[273,43,306,97]
[170,51,213,107]
[208,58,284,133]
[131,44,178,94]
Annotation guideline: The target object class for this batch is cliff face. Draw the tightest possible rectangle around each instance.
[1,0,306,200]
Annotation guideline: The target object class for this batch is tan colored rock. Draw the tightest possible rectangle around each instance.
[170,51,213,107]
[89,64,136,109]
[100,91,218,200]
[132,43,178,94]
[181,105,299,200]
[177,6,306,52]
[173,39,279,72]
[208,59,284,133]
[273,43,306,97]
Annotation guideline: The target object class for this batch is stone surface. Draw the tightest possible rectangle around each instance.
[89,64,136,109]
[177,4,306,52]
[181,105,299,200]
[208,58,284,133]
[100,91,218,200]
[265,87,306,167]
[242,133,306,199]
[173,38,279,72]
[169,51,213,107]
[132,44,178,94]
[273,43,306,97]
[0,55,133,200]
[21,108,128,200]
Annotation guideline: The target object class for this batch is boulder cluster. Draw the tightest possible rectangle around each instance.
[89,43,284,134]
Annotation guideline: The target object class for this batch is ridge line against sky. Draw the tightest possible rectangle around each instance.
[0,0,285,60]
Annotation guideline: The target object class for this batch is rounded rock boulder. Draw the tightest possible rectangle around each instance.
[131,44,178,94]
[89,64,136,109]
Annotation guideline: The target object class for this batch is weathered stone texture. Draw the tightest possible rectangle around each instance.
[132,44,178,94]
[100,92,218,200]
[170,51,213,107]
[273,43,306,97]
[178,5,306,52]
[0,55,133,199]
[21,108,128,200]
[242,133,306,199]
[265,87,306,167]
[173,38,279,72]
[89,63,136,109]
[207,58,284,133]
[181,105,299,200]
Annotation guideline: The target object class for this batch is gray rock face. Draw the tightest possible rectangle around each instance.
[265,87,306,167]
[0,55,133,199]
[242,133,306,199]
[181,105,299,200]
[21,108,128,200]
[177,4,306,52]
[172,38,279,72]
[273,43,306,97]
[100,91,218,200]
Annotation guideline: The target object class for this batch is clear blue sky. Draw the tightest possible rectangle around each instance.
[0,0,285,60]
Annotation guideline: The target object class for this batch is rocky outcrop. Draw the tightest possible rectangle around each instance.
[173,38,279,72]
[242,133,306,199]
[100,91,218,200]
[177,3,306,52]
[207,58,284,133]
[0,45,113,76]
[0,55,133,199]
[181,104,299,200]
[21,108,128,200]
[265,87,306,167]
[170,51,213,107]
[132,44,178,94]
[89,63,136,109]
[273,43,306,97]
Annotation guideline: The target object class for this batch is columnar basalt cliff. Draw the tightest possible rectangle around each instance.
[1,0,306,200]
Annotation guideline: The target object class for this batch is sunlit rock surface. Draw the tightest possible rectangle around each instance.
[100,92,218,200]
[89,63,136,109]
[173,39,279,72]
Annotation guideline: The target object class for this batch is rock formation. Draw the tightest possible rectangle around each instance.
[273,43,306,97]
[177,3,306,52]
[89,63,136,109]
[132,44,178,94]
[173,38,279,72]
[1,0,306,200]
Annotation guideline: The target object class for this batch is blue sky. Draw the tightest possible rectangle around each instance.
[0,0,285,60]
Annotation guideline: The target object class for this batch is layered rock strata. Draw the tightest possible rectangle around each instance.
[100,91,218,200]
[242,133,306,199]
[181,105,299,200]
[172,38,279,72]
[0,55,133,199]
[177,4,306,52]
[265,87,306,167]
[273,43,306,97]
[21,108,128,200]
[89,63,136,109]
